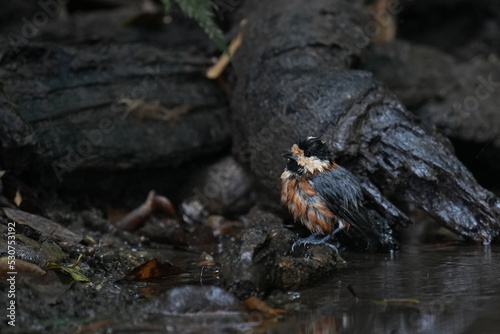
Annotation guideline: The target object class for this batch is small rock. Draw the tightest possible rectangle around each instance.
[182,156,255,218]
[219,208,337,299]
[154,285,244,314]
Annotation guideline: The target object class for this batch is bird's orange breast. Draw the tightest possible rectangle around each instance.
[281,175,336,234]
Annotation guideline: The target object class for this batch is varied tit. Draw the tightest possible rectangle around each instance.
[280,136,372,252]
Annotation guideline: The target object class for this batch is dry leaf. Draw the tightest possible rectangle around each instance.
[206,19,247,79]
[122,258,184,281]
[0,257,46,277]
[3,208,82,244]
[243,296,286,315]
[14,187,22,206]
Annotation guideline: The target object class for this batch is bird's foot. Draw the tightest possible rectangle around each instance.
[291,232,338,254]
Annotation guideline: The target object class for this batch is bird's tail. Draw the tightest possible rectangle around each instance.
[336,206,400,252]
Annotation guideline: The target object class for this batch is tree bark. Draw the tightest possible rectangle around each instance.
[0,7,230,177]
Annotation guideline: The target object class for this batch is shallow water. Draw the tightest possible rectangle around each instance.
[117,244,500,334]
[263,244,500,334]
[97,244,500,334]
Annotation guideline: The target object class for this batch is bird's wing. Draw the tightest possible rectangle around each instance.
[310,166,383,246]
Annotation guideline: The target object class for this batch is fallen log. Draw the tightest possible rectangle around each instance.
[362,41,500,188]
[0,6,230,179]
[230,0,500,244]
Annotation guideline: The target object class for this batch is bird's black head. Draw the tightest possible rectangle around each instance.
[282,136,334,176]
[296,136,332,161]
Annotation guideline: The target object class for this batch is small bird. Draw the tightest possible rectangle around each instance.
[281,136,375,252]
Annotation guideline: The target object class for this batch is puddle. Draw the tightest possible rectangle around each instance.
[108,244,500,333]
[6,244,500,333]
[262,244,500,334]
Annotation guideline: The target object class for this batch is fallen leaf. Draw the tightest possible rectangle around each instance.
[206,19,247,79]
[45,261,90,282]
[243,296,286,315]
[0,257,46,277]
[14,187,22,206]
[3,208,82,244]
[122,258,184,281]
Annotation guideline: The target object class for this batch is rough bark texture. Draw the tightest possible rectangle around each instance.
[230,0,500,243]
[362,41,500,190]
[0,7,230,176]
[0,90,38,171]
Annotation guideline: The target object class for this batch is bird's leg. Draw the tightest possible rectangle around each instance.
[292,220,350,253]
[331,227,343,235]
[292,232,338,254]
[331,220,349,235]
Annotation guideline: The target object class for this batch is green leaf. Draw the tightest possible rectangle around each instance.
[163,0,227,51]
[46,262,90,282]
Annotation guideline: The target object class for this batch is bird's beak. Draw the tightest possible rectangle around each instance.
[282,151,295,159]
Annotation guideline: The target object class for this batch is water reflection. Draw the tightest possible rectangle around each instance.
[268,245,500,334]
